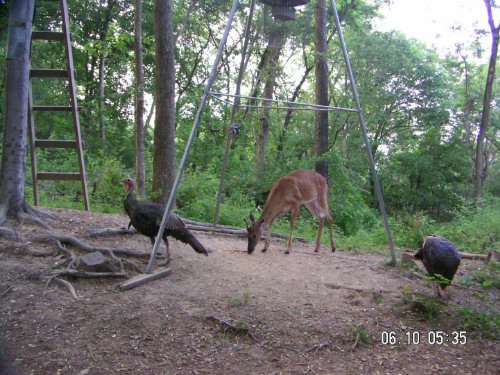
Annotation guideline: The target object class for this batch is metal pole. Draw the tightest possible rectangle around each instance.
[146,0,241,273]
[330,0,397,265]
[213,0,256,227]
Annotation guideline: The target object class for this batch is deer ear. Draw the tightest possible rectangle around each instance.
[250,211,255,223]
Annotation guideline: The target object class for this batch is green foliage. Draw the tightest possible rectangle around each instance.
[427,196,500,254]
[455,307,499,340]
[348,325,372,348]
[471,260,500,289]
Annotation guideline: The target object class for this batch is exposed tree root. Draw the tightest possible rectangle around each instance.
[0,227,21,240]
[17,212,52,230]
[21,234,158,298]
[32,234,155,258]
[47,269,128,279]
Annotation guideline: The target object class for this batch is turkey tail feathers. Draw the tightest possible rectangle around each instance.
[186,233,208,256]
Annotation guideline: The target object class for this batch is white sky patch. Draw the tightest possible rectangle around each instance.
[374,0,498,59]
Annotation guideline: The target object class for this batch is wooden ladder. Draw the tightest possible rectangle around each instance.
[28,0,90,211]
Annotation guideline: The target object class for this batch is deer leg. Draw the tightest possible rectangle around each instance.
[327,215,336,252]
[286,208,299,254]
[263,218,276,252]
[315,218,324,253]
[305,201,329,253]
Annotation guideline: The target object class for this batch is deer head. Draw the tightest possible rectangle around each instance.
[244,211,264,254]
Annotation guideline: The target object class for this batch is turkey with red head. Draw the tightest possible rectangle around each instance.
[123,178,208,263]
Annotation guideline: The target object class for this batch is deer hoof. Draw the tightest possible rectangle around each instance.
[284,250,290,254]
[261,248,267,253]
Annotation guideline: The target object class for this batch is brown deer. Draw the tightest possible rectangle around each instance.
[245,170,336,254]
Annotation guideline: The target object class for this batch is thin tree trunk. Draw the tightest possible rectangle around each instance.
[153,0,176,204]
[134,0,146,197]
[97,0,115,152]
[256,23,285,182]
[0,0,35,223]
[98,52,107,151]
[314,0,329,179]
[474,0,499,201]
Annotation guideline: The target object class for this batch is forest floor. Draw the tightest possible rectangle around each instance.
[0,208,498,375]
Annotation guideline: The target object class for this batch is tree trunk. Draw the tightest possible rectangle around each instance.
[255,23,285,181]
[152,0,176,204]
[0,0,35,224]
[314,0,329,179]
[474,0,499,201]
[98,52,107,151]
[134,0,146,198]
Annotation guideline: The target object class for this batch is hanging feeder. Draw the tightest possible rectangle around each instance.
[259,0,310,22]
[259,0,310,6]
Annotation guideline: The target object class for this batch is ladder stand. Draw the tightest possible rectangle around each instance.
[28,0,90,211]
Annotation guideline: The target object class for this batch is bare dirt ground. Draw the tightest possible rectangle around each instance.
[0,208,498,375]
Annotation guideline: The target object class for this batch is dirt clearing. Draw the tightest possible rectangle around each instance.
[0,208,498,374]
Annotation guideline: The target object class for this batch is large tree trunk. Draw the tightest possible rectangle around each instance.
[314,0,329,179]
[0,0,35,224]
[134,0,146,198]
[255,23,285,182]
[152,0,176,204]
[474,0,499,201]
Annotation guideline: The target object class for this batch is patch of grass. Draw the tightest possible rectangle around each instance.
[455,307,499,340]
[349,325,372,349]
[396,285,444,321]
[470,261,500,289]
[229,292,253,309]
[410,295,443,321]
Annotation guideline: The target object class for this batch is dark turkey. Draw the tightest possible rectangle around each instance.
[123,178,208,262]
[414,235,461,299]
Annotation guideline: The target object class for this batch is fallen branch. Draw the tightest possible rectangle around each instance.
[0,286,14,299]
[45,276,79,300]
[306,342,331,353]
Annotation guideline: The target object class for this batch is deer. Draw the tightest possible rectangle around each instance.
[244,170,336,255]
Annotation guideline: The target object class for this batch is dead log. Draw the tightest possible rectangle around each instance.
[459,252,487,260]
[88,220,310,243]
[87,227,137,237]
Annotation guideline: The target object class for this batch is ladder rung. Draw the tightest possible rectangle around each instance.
[35,140,77,148]
[32,105,73,112]
[31,69,68,78]
[32,31,65,41]
[38,172,82,181]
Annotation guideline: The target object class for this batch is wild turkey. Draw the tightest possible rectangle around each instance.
[414,235,461,299]
[123,178,208,263]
